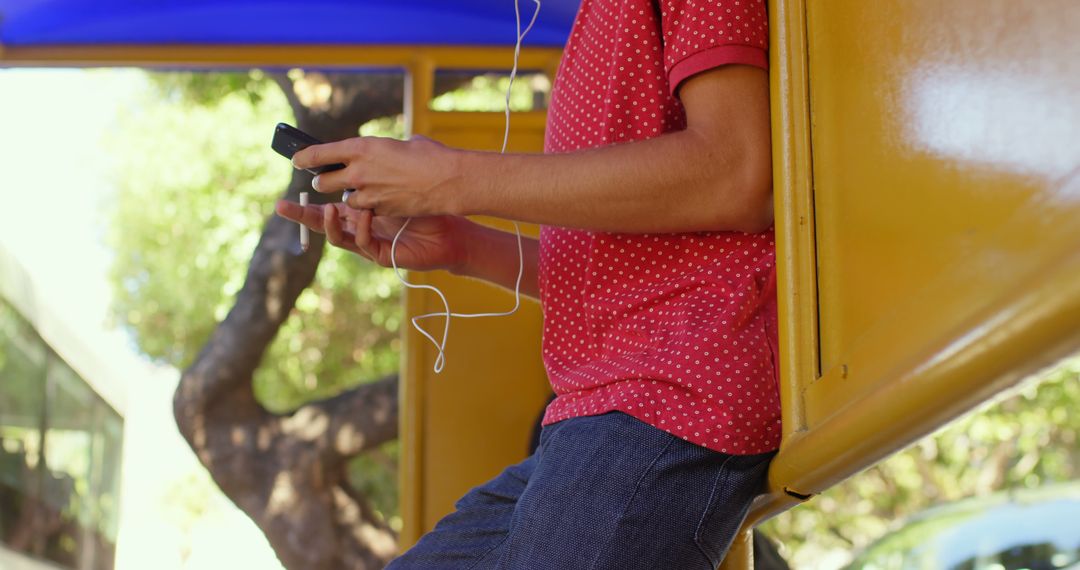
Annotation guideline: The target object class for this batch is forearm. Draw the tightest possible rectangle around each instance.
[452,221,541,301]
[299,67,771,235]
[456,126,772,234]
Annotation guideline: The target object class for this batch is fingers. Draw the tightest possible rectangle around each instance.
[295,138,364,195]
[370,214,409,242]
[278,199,389,264]
[321,203,379,262]
[299,138,365,196]
[354,208,385,263]
[292,138,363,172]
[344,188,378,212]
[275,200,328,233]
[324,202,349,249]
[311,167,357,195]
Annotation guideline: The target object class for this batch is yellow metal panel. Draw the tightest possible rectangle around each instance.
[415,120,550,539]
[428,111,549,156]
[774,0,1079,496]
[408,270,550,533]
[768,0,817,445]
[779,252,1080,495]
[743,0,1080,529]
[718,530,753,570]
[399,57,558,548]
[733,0,820,543]
[399,57,438,549]
[807,0,1080,381]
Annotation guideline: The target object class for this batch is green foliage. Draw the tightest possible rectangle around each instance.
[106,73,402,412]
[160,469,216,531]
[149,70,272,106]
[106,78,291,368]
[762,357,1080,568]
[105,71,404,520]
[106,68,542,530]
[348,441,402,531]
[430,73,546,112]
[360,115,407,139]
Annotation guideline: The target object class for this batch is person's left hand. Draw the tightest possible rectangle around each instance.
[291,135,468,218]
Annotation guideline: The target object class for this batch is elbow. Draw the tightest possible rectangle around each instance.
[684,126,775,234]
[718,158,775,234]
[736,184,775,234]
[736,196,774,234]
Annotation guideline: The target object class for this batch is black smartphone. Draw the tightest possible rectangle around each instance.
[271,122,346,175]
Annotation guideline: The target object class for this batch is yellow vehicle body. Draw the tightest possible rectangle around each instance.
[396,53,559,546]
[726,0,1080,565]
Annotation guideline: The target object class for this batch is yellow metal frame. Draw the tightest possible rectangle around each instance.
[727,0,820,537]
[762,0,1080,499]
[768,0,818,452]
[399,52,558,545]
[722,7,817,562]
[727,2,1080,568]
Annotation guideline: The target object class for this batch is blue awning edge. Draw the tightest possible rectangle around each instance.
[0,0,578,48]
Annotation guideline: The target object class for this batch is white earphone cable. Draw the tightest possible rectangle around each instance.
[390,0,541,373]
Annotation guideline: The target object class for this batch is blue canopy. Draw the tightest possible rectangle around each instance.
[0,0,578,47]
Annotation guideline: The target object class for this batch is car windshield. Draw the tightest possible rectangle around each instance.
[847,484,1080,570]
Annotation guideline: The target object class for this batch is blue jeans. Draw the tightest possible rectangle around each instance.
[387,412,774,569]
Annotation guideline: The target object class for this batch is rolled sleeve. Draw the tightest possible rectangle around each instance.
[660,0,769,94]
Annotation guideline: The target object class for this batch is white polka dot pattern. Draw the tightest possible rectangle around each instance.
[538,0,780,455]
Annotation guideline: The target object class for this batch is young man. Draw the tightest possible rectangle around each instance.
[277,0,780,567]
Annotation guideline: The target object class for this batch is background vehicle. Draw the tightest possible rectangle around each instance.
[846,482,1080,570]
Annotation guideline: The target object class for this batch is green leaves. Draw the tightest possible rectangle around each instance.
[150,70,272,107]
[107,78,289,368]
[762,357,1080,567]
[106,73,402,413]
[108,72,409,526]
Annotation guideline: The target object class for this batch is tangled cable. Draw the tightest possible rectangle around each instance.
[390,0,542,373]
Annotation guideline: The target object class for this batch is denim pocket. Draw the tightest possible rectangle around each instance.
[693,453,774,567]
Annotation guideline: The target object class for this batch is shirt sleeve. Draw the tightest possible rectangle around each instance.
[660,0,769,95]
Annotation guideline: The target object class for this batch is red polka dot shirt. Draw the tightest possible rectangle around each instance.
[538,0,781,454]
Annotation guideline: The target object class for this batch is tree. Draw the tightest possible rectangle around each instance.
[760,357,1080,568]
[109,69,445,569]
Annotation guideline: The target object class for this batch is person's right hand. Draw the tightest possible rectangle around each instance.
[275,200,473,273]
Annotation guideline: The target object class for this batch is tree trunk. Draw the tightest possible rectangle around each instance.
[172,71,457,570]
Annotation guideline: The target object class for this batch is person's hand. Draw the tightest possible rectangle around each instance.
[275,201,474,273]
[291,135,470,218]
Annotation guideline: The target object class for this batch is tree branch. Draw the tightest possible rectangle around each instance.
[174,206,326,437]
[170,70,486,570]
[280,374,400,465]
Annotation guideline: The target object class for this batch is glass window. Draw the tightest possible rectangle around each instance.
[0,301,47,559]
[0,299,124,570]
